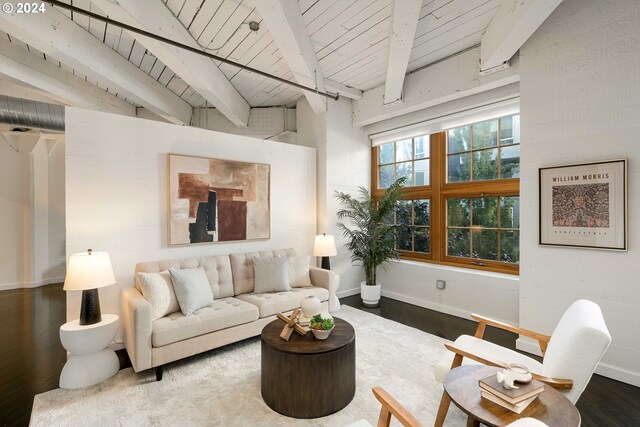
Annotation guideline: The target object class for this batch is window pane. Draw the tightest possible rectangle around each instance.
[448,126,470,153]
[472,197,498,228]
[414,159,430,186]
[396,162,413,186]
[414,136,429,159]
[396,139,413,162]
[414,199,430,226]
[500,231,520,263]
[500,145,520,178]
[500,197,520,228]
[414,227,430,253]
[500,115,520,145]
[448,228,470,257]
[447,198,470,227]
[472,229,498,261]
[379,142,394,164]
[472,119,498,149]
[472,148,498,181]
[396,200,412,225]
[447,152,470,182]
[397,225,412,251]
[379,164,394,189]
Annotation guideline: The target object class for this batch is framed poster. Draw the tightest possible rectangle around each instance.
[168,154,270,245]
[539,159,627,250]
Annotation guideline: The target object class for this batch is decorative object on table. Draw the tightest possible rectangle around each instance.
[59,314,120,389]
[335,177,406,308]
[496,363,533,389]
[539,159,627,250]
[64,249,116,326]
[480,390,538,414]
[313,233,337,270]
[300,295,321,318]
[310,314,335,340]
[479,374,544,406]
[168,153,270,245]
[276,308,307,341]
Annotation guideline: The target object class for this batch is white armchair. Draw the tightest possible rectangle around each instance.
[433,300,611,426]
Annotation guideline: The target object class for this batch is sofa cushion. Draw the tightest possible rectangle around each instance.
[230,248,296,295]
[253,256,290,293]
[136,255,234,299]
[236,286,329,318]
[169,266,214,316]
[136,271,180,321]
[151,297,259,347]
[289,255,312,288]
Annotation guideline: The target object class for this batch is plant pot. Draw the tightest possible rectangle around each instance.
[311,326,334,340]
[361,281,381,308]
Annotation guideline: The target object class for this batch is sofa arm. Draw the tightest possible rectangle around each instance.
[309,266,341,312]
[120,287,153,372]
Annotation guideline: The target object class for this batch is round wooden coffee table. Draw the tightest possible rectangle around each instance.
[444,365,581,427]
[261,317,356,418]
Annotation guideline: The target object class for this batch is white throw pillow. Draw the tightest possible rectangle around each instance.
[289,255,312,288]
[169,266,214,316]
[136,271,180,321]
[253,257,290,293]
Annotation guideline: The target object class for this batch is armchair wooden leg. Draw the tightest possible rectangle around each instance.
[433,353,463,427]
[377,407,392,427]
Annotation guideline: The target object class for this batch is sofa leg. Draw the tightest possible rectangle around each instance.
[155,366,163,381]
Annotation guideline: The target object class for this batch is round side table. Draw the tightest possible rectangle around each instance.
[59,314,120,389]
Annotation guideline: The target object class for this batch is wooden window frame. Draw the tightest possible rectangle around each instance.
[372,131,520,275]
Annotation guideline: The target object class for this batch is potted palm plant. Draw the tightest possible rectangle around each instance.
[335,177,406,308]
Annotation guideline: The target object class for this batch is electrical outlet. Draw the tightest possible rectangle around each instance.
[436,280,446,290]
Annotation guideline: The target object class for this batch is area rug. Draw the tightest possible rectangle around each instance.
[31,306,467,426]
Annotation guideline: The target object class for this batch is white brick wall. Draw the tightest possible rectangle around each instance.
[519,0,640,386]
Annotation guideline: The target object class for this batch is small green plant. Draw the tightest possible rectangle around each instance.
[310,314,334,330]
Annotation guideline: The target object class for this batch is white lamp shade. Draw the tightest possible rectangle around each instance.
[313,234,337,257]
[64,251,116,291]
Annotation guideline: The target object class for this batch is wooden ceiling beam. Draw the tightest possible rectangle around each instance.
[383,0,422,105]
[481,0,564,70]
[255,0,327,114]
[0,37,135,116]
[0,5,191,124]
[94,0,251,128]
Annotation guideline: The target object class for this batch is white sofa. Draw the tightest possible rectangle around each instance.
[121,248,339,379]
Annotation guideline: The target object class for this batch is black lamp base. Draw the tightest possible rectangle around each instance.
[321,256,331,270]
[79,288,102,326]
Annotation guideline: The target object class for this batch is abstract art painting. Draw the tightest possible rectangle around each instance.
[168,154,270,245]
[539,159,626,250]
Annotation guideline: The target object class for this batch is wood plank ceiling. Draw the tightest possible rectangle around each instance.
[0,0,502,111]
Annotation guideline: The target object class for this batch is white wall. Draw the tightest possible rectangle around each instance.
[65,108,316,325]
[0,133,65,290]
[518,0,640,386]
[297,97,370,295]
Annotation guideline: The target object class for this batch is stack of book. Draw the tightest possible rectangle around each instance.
[479,375,545,414]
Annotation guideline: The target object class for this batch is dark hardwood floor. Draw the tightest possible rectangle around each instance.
[342,295,640,427]
[1,285,638,426]
[0,283,66,427]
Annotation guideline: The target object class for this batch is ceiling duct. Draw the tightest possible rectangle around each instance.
[0,95,65,132]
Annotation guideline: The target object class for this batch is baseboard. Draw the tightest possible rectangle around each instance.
[380,289,474,321]
[517,337,640,386]
[0,277,64,291]
[336,287,361,298]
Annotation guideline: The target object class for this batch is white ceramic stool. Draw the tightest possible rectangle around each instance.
[59,314,119,389]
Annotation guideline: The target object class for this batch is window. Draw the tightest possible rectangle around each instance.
[372,114,520,274]
[378,135,430,188]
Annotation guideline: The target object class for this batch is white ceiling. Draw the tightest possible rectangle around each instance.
[0,0,503,111]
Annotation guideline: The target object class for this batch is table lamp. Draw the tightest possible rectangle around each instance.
[64,249,116,326]
[313,233,337,270]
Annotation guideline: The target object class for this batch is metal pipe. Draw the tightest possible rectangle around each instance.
[0,95,64,131]
[46,0,340,101]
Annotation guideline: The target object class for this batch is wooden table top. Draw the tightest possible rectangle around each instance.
[444,365,581,427]
[261,317,354,355]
